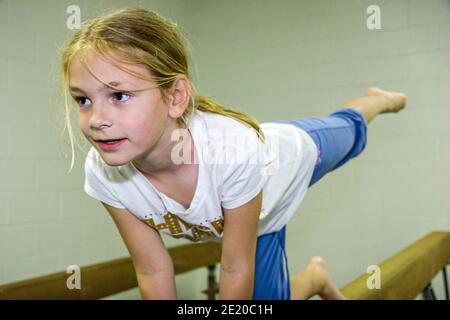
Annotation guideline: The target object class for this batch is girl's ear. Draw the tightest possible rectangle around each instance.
[168,75,191,119]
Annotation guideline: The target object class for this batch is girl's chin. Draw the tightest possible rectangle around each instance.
[98,152,132,166]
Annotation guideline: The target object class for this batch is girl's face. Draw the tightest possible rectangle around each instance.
[69,49,179,167]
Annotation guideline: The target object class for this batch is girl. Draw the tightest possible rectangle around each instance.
[60,7,407,300]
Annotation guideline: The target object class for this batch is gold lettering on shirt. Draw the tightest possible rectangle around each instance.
[144,212,224,242]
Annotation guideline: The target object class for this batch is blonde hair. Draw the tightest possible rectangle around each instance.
[59,6,265,173]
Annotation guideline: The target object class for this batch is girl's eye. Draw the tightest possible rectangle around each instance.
[75,97,92,107]
[112,92,132,103]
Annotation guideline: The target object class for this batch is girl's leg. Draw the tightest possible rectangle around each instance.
[290,256,346,300]
[276,87,407,187]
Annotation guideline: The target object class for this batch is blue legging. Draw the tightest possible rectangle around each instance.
[252,107,368,300]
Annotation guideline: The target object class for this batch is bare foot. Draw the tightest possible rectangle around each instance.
[306,256,347,300]
[365,86,408,114]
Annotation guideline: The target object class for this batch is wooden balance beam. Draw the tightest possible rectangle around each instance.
[1,231,448,300]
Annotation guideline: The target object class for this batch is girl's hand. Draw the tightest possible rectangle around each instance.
[365,86,408,114]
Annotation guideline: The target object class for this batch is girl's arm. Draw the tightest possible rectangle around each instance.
[219,191,263,300]
[102,202,177,299]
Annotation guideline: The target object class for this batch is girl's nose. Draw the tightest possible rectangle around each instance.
[89,104,112,130]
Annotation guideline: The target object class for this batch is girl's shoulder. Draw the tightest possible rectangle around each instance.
[194,110,261,141]
[194,110,263,156]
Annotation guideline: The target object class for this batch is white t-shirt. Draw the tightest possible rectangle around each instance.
[84,110,319,243]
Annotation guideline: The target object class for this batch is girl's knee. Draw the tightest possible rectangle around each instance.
[335,109,368,156]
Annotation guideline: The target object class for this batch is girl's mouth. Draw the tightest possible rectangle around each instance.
[96,138,127,151]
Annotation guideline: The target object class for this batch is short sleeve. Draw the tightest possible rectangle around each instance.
[219,130,266,210]
[84,150,126,209]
